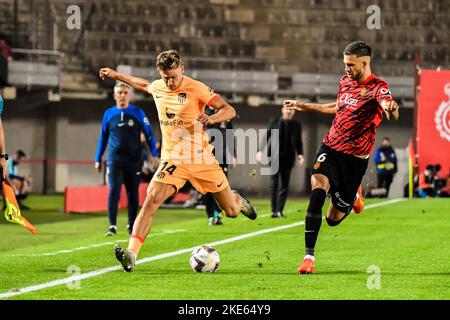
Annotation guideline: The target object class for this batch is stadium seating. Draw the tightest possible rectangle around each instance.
[8,61,59,87]
[0,0,448,99]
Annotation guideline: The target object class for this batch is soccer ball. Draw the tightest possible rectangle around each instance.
[189,245,220,273]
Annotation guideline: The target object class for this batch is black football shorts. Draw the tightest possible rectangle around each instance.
[311,143,368,214]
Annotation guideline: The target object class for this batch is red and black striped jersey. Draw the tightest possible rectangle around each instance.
[323,74,393,156]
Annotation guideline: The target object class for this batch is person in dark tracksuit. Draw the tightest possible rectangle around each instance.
[257,105,305,218]
[373,137,397,197]
[204,106,236,225]
[95,83,159,236]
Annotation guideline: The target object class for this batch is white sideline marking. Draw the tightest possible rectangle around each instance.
[6,229,186,257]
[259,198,405,218]
[0,199,404,299]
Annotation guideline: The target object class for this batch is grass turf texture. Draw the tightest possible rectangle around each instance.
[0,195,449,300]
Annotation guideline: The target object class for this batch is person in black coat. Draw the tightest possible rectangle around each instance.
[257,105,305,217]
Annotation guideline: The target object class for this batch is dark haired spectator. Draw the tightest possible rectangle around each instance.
[7,150,32,209]
[433,164,448,197]
[417,164,435,198]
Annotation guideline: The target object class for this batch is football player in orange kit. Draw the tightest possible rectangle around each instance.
[99,50,257,272]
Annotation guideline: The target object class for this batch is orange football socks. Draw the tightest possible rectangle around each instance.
[128,234,145,256]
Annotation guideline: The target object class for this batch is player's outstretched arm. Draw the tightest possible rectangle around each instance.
[381,99,399,121]
[197,96,236,125]
[99,67,151,93]
[283,100,338,115]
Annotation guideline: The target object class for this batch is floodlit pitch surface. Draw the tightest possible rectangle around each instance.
[0,196,449,300]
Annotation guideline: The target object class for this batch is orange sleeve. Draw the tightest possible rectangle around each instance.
[195,81,218,106]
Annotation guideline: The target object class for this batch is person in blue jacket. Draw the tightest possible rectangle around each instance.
[95,83,159,236]
[373,137,397,197]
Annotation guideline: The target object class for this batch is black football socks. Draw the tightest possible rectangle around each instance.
[305,188,326,257]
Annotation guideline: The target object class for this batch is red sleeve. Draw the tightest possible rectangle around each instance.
[375,82,393,105]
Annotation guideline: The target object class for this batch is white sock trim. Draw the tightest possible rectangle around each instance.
[304,254,315,261]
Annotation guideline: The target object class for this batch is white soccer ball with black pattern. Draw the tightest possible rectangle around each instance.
[189,245,220,273]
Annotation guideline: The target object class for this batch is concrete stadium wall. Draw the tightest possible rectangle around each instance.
[3,96,413,197]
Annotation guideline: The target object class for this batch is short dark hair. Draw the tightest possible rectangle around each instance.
[156,50,184,71]
[16,150,26,158]
[382,137,390,142]
[425,164,434,171]
[343,41,372,57]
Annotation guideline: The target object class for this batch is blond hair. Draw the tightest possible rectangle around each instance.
[114,82,130,94]
[156,50,184,71]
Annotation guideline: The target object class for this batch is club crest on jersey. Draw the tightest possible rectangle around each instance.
[360,87,367,96]
[178,93,187,104]
[157,172,165,179]
[128,119,134,127]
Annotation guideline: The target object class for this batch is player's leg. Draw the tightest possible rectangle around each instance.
[211,186,243,218]
[269,171,280,217]
[325,202,348,226]
[212,196,223,225]
[376,172,383,189]
[106,163,124,236]
[11,177,26,198]
[276,165,292,217]
[114,181,176,272]
[379,172,388,197]
[385,173,394,197]
[115,161,188,272]
[204,192,217,225]
[212,164,229,224]
[298,144,338,274]
[211,184,257,220]
[123,163,140,234]
[298,173,330,274]
[190,164,257,220]
[130,182,175,250]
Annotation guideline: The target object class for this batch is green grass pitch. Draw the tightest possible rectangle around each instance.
[0,195,449,300]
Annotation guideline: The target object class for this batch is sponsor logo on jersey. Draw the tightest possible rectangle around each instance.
[314,162,321,170]
[159,119,188,126]
[339,93,359,107]
[165,107,176,119]
[379,88,392,96]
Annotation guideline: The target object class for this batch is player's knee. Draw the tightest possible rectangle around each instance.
[326,217,342,227]
[143,188,164,210]
[311,175,330,192]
